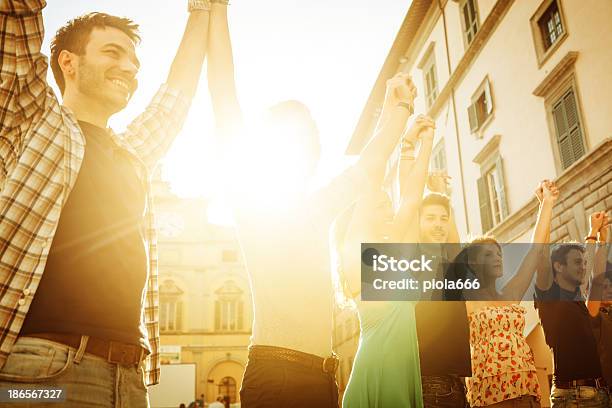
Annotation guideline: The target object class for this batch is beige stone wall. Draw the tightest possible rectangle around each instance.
[339,0,612,405]
[153,180,252,404]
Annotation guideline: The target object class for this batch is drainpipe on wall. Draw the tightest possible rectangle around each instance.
[438,0,471,236]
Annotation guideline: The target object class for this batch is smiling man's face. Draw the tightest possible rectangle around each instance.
[73,26,140,114]
[419,204,450,244]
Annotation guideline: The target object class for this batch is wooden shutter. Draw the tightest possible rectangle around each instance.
[553,89,585,169]
[563,90,585,163]
[484,79,493,116]
[468,103,478,133]
[477,176,493,232]
[495,157,509,219]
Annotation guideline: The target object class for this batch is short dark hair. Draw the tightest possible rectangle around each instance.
[50,12,140,94]
[420,193,450,216]
[550,243,585,275]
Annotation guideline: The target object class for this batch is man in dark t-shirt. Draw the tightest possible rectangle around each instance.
[415,194,471,408]
[535,242,609,408]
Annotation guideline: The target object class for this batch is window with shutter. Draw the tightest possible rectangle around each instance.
[477,176,493,233]
[461,0,480,46]
[215,280,244,332]
[552,88,585,169]
[419,45,438,109]
[468,77,494,134]
[538,0,564,50]
[476,156,509,231]
[430,140,447,173]
[160,280,184,332]
[468,103,478,133]
[495,157,509,219]
[530,0,568,65]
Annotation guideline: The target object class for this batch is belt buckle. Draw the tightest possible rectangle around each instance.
[322,353,339,374]
[108,341,142,366]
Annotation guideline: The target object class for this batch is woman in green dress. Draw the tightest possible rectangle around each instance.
[335,115,436,407]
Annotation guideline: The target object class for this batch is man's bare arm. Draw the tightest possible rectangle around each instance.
[207,2,243,136]
[166,9,211,99]
[587,212,609,316]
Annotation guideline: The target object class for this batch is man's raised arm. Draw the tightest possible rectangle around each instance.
[0,0,52,184]
[207,1,243,138]
[123,2,211,169]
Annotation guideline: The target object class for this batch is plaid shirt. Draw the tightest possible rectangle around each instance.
[0,0,190,385]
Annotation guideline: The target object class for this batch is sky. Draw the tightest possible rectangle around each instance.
[43,0,410,198]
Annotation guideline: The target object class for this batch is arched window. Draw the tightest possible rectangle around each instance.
[218,376,237,403]
[160,280,183,332]
[214,280,244,332]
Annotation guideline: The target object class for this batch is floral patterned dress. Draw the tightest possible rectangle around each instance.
[466,304,541,407]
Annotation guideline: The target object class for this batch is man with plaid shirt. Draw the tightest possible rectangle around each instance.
[0,0,223,405]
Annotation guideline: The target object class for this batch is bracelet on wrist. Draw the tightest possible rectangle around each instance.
[401,141,415,152]
[397,102,413,113]
[585,235,598,242]
[188,0,211,12]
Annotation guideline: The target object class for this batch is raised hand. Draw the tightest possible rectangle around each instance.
[402,115,435,146]
[541,180,559,202]
[383,72,417,113]
[534,180,546,203]
[590,211,606,234]
[599,212,609,242]
[427,172,451,195]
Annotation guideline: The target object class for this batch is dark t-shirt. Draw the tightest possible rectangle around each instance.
[535,282,602,381]
[416,301,472,376]
[22,121,148,347]
[592,305,612,384]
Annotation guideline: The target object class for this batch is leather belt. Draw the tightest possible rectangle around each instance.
[28,333,147,366]
[249,345,339,375]
[554,377,608,389]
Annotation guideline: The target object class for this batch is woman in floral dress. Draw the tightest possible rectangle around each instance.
[449,181,558,407]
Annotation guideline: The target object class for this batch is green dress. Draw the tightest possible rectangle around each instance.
[343,301,423,408]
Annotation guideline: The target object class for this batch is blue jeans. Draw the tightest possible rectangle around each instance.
[0,336,149,407]
[550,385,609,408]
[240,356,339,408]
[421,375,468,408]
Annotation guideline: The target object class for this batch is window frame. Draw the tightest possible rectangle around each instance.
[459,0,481,49]
[545,77,588,174]
[467,76,494,137]
[530,0,569,67]
[214,280,244,332]
[418,43,439,109]
[159,280,184,333]
[430,139,448,173]
[476,153,509,233]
